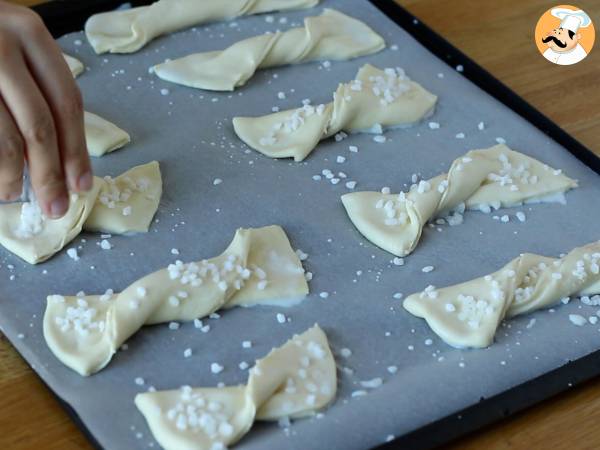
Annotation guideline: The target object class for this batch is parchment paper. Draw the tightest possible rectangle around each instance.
[1,1,599,449]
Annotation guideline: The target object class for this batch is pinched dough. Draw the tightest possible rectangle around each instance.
[84,112,131,157]
[0,161,161,264]
[43,225,309,376]
[342,145,577,257]
[60,56,131,156]
[403,241,600,348]
[135,324,336,450]
[63,53,84,78]
[233,64,437,161]
[152,9,385,91]
[85,0,320,54]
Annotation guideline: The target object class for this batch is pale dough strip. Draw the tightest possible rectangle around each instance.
[404,241,600,348]
[85,0,320,54]
[233,64,437,161]
[152,9,385,91]
[342,144,577,257]
[43,225,309,376]
[0,161,161,264]
[136,325,336,450]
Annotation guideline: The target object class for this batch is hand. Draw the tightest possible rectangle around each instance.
[0,1,92,218]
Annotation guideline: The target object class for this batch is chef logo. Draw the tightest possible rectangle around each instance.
[535,5,595,65]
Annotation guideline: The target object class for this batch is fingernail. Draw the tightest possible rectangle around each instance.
[78,172,93,191]
[49,196,69,218]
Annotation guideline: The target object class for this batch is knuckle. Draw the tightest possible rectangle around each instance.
[16,10,45,33]
[0,135,24,164]
[36,171,65,194]
[60,91,84,123]
[23,114,56,146]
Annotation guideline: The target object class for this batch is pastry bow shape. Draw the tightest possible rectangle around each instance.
[404,241,600,348]
[233,64,437,161]
[153,9,384,91]
[135,325,336,450]
[0,161,161,264]
[86,0,320,54]
[342,145,577,257]
[44,225,308,375]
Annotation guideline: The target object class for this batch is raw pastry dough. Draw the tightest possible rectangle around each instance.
[63,53,84,78]
[135,324,336,450]
[85,0,320,54]
[59,56,130,157]
[403,241,600,348]
[43,225,309,376]
[233,64,437,161]
[152,9,385,91]
[84,111,131,157]
[342,145,577,257]
[0,161,161,264]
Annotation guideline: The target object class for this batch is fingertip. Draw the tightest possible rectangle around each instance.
[78,171,93,191]
[46,194,69,219]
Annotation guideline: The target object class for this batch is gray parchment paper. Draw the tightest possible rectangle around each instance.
[1,1,599,449]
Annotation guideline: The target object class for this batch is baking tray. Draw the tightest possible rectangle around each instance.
[0,0,598,449]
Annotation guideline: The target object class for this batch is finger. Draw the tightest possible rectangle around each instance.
[0,97,24,201]
[16,11,92,193]
[0,44,68,218]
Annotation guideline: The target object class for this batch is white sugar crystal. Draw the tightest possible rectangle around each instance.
[312,175,321,181]
[387,365,398,374]
[295,249,308,260]
[373,135,387,143]
[340,348,352,358]
[455,132,465,139]
[319,291,329,299]
[393,292,403,299]
[422,265,434,273]
[349,145,358,153]
[516,211,526,222]
[495,137,506,144]
[239,361,249,370]
[478,121,485,130]
[135,377,145,386]
[277,91,286,99]
[193,318,203,328]
[100,239,112,250]
[345,181,357,189]
[183,348,192,358]
[336,155,346,163]
[210,362,224,374]
[242,340,252,348]
[360,378,383,389]
[213,178,223,185]
[445,303,456,312]
[392,257,404,266]
[66,248,79,261]
[424,338,433,346]
[168,322,180,330]
[276,313,287,324]
[569,314,586,326]
[428,122,440,130]
[160,88,169,96]
[500,215,509,223]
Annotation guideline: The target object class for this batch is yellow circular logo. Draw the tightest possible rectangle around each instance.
[535,4,595,65]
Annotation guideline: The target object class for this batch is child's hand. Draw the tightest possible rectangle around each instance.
[0,2,92,218]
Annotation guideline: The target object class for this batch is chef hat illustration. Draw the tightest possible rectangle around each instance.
[551,8,592,33]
